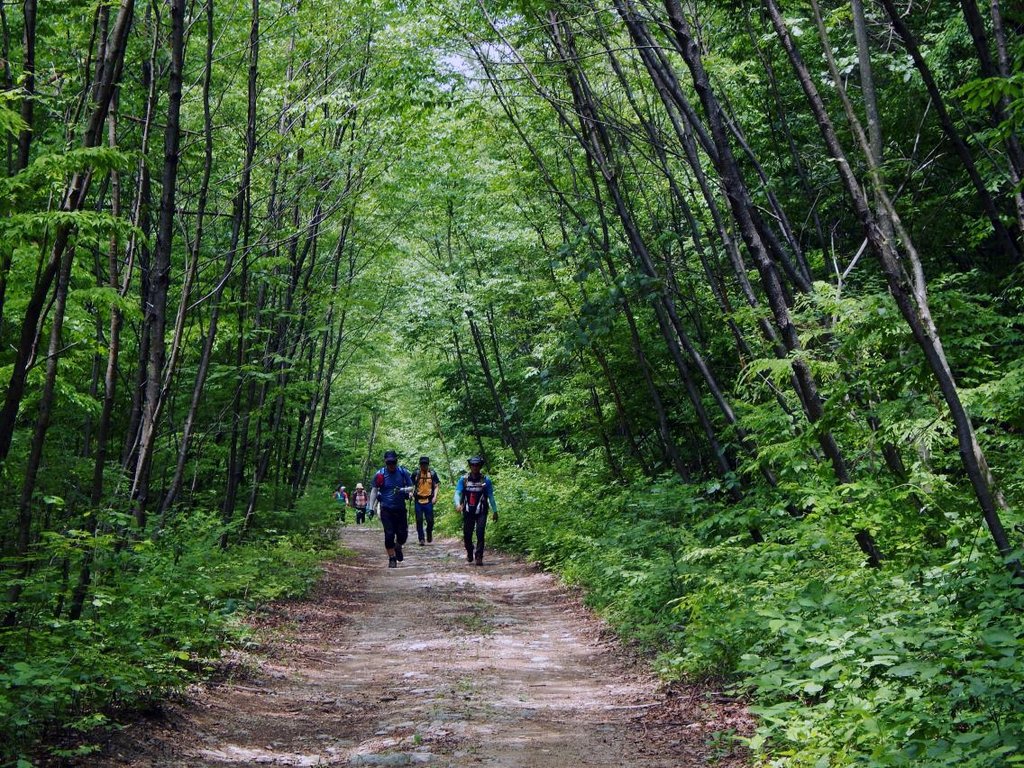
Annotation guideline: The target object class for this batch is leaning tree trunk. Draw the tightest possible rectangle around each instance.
[766,0,1019,575]
[878,0,1019,262]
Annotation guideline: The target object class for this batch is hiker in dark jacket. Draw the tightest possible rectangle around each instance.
[454,456,497,566]
[366,450,413,568]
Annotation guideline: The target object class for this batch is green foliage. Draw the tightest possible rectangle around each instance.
[740,564,1024,767]
[0,92,27,138]
[3,0,1024,766]
[482,460,1024,767]
[957,73,1024,146]
[0,504,338,763]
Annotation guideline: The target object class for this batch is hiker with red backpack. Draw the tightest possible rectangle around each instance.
[367,450,413,568]
[412,456,440,545]
[454,456,498,566]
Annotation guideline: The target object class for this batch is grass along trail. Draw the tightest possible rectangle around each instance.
[89,525,750,767]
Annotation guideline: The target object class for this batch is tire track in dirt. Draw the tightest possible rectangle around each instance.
[91,526,750,767]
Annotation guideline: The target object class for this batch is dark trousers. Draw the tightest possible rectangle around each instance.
[355,506,366,524]
[380,507,408,551]
[414,501,434,542]
[463,510,488,558]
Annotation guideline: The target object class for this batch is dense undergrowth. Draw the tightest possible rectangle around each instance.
[481,464,1024,767]
[0,498,340,765]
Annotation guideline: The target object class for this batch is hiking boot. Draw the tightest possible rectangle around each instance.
[395,545,404,562]
[419,539,425,546]
[426,533,432,543]
[474,555,483,566]
[466,551,474,563]
[388,556,397,569]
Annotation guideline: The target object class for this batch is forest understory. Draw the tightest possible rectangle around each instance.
[1,0,1023,766]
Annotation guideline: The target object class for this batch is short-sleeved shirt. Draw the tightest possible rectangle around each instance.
[412,468,440,503]
[374,465,412,510]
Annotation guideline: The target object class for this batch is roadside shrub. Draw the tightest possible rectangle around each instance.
[485,459,1024,766]
[0,502,338,764]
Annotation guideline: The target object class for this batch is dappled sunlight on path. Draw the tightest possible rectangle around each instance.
[89,526,749,767]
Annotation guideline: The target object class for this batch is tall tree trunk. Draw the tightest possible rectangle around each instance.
[850,0,895,246]
[72,105,127,621]
[220,254,253,549]
[466,310,526,465]
[0,0,19,319]
[1,0,13,173]
[15,0,37,170]
[3,240,76,625]
[959,0,1024,231]
[159,0,255,521]
[851,0,882,168]
[451,320,488,459]
[0,0,134,467]
[129,0,187,528]
[121,15,162,469]
[986,0,1024,235]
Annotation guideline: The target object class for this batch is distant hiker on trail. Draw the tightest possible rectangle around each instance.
[333,484,348,523]
[455,456,497,566]
[367,450,413,568]
[412,456,440,545]
[351,482,369,524]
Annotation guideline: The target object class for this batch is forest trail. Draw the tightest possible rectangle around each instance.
[91,526,750,767]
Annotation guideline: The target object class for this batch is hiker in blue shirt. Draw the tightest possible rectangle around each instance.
[367,450,413,568]
[454,456,497,566]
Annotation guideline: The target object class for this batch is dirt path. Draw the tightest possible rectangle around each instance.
[93,526,750,767]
